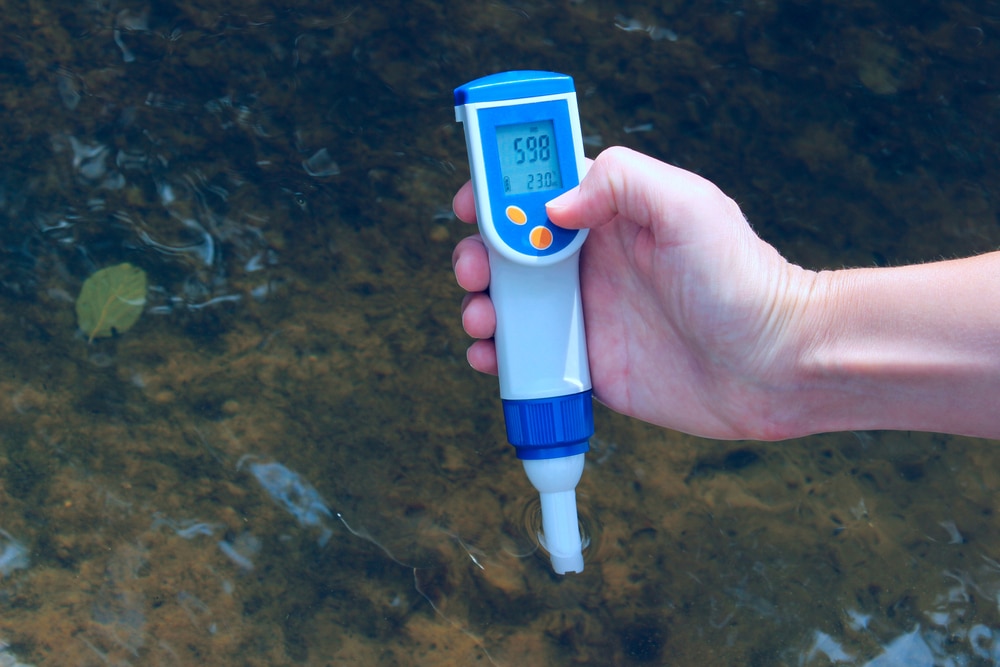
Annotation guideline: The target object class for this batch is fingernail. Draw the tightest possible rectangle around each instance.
[546,191,572,210]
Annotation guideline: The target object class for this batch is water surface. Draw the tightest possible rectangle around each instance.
[1,1,999,664]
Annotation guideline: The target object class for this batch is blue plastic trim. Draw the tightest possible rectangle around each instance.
[476,100,581,257]
[502,390,593,460]
[455,71,575,106]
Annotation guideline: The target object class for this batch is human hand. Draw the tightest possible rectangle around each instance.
[452,147,818,440]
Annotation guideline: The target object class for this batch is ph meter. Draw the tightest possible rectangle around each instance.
[454,71,593,574]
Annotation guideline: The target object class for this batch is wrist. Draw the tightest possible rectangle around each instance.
[726,264,831,441]
[761,267,871,439]
[765,256,1000,439]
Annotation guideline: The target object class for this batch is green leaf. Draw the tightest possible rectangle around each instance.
[75,263,148,342]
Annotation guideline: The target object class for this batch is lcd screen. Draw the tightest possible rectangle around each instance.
[495,120,562,195]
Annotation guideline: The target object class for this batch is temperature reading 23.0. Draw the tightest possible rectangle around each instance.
[496,120,563,195]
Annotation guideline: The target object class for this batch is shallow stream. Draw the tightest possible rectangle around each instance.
[1,1,999,664]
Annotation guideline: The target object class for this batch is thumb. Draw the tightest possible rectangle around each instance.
[545,146,664,231]
[546,146,727,239]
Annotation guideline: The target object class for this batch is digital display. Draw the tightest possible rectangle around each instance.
[495,120,562,195]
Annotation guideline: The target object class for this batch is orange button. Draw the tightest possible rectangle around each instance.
[529,226,553,250]
[505,205,527,225]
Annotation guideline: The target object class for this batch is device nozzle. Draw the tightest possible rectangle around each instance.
[522,453,586,574]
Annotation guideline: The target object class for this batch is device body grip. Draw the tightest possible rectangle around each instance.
[488,248,590,400]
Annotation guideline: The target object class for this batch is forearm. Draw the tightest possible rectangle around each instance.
[775,252,1000,439]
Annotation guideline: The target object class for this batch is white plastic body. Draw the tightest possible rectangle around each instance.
[522,454,585,574]
[488,249,590,400]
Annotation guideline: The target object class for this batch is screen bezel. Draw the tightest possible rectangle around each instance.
[476,99,580,257]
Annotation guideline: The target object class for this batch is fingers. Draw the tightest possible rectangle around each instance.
[453,232,498,375]
[466,339,499,375]
[452,180,477,223]
[461,292,496,339]
[452,234,490,292]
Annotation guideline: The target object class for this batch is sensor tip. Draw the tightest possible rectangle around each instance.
[523,454,586,574]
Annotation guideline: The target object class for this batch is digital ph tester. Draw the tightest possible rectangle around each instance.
[455,71,592,574]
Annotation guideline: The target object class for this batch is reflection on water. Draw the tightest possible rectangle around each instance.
[1,0,999,664]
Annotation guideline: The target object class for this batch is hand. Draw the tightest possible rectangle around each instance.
[452,147,817,440]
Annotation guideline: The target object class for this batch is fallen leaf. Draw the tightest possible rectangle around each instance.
[75,263,148,342]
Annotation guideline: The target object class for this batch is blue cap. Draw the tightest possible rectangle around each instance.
[501,390,593,460]
[455,71,575,106]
